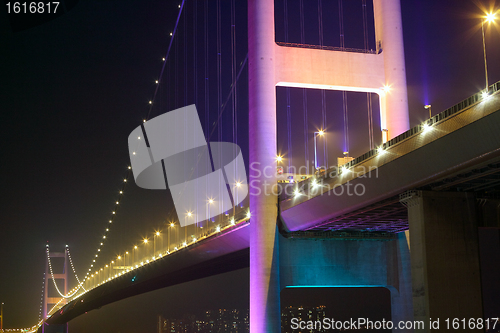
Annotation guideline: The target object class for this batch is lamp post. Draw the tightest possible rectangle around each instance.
[154,231,160,257]
[143,238,149,259]
[424,105,432,119]
[1,302,3,330]
[234,181,242,215]
[117,255,122,275]
[133,245,138,266]
[482,12,497,94]
[185,212,193,246]
[168,222,175,252]
[313,130,325,169]
[207,199,214,224]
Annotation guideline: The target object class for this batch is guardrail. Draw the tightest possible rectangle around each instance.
[280,80,500,202]
[345,80,500,171]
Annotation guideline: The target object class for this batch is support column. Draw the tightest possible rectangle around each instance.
[279,233,413,331]
[248,0,280,332]
[373,0,410,139]
[43,247,69,333]
[402,191,483,332]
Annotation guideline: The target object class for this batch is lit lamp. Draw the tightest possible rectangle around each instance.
[168,222,175,252]
[154,231,160,256]
[314,130,325,169]
[207,199,214,223]
[424,104,432,119]
[482,12,497,95]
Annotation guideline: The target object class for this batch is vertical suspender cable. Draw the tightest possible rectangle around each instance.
[187,4,197,239]
[338,0,345,50]
[362,0,374,150]
[193,1,197,107]
[318,0,323,46]
[284,0,292,170]
[204,0,210,230]
[217,0,222,142]
[217,0,223,218]
[174,23,179,109]
[319,0,327,168]
[231,0,238,212]
[300,0,309,170]
[231,0,237,147]
[204,0,209,142]
[339,0,349,156]
[183,5,190,241]
[362,0,369,52]
[184,3,187,107]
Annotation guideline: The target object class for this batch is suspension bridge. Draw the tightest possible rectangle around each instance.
[2,0,499,332]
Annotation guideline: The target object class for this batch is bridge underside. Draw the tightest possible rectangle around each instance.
[44,93,500,329]
[301,160,500,233]
[46,223,249,325]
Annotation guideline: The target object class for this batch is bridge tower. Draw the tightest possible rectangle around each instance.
[42,246,69,333]
[248,0,409,331]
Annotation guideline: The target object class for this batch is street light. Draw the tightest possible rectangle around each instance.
[185,211,193,246]
[482,12,497,94]
[154,231,161,256]
[424,105,432,119]
[168,222,175,252]
[207,199,214,223]
[314,130,325,169]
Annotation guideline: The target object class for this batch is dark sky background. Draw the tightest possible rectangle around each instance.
[0,0,499,331]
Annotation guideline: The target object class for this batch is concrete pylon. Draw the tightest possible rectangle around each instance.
[402,191,483,332]
[248,0,280,332]
[272,0,410,141]
[373,0,410,138]
[248,0,410,331]
[43,246,68,333]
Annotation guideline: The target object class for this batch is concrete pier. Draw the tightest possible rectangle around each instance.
[403,191,483,332]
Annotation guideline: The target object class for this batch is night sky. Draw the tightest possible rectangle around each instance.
[1,0,499,331]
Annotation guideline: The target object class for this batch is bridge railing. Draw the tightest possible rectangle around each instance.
[80,207,250,295]
[279,80,500,202]
[349,80,500,170]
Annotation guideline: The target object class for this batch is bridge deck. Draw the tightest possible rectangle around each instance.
[46,221,250,325]
[280,83,500,232]
[45,83,500,326]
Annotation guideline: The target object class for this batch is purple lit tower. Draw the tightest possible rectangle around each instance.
[248,0,280,332]
[248,0,410,331]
